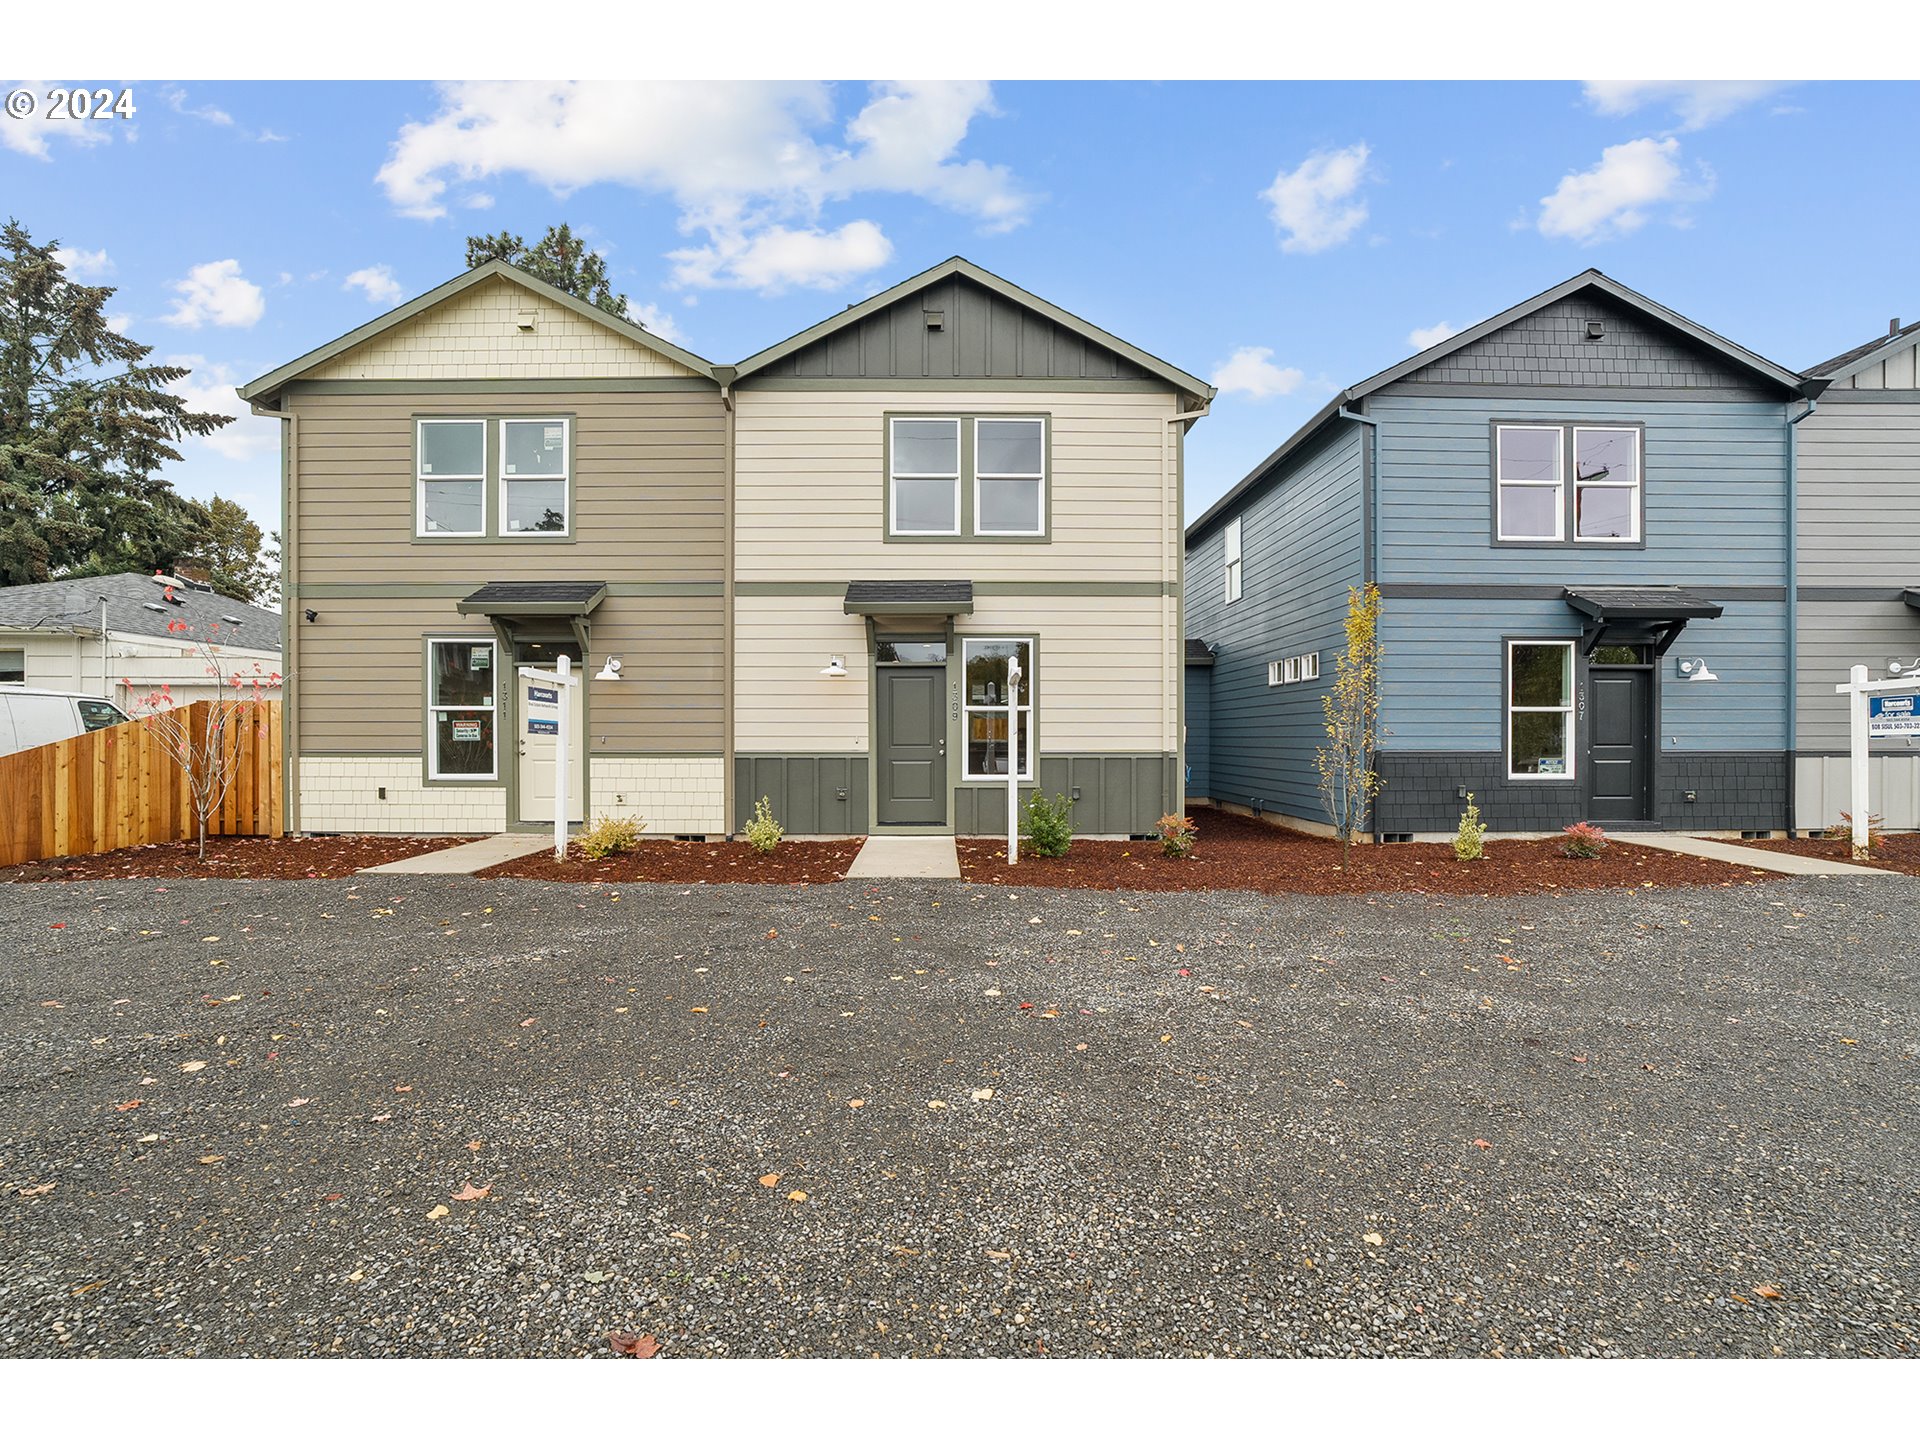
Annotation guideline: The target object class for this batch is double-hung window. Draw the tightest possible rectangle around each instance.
[501,418,571,534]
[974,418,1045,535]
[1507,640,1574,780]
[889,418,962,535]
[427,638,497,780]
[962,638,1033,780]
[1224,517,1243,602]
[417,419,487,536]
[0,647,24,684]
[1495,425,1564,541]
[1573,426,1641,542]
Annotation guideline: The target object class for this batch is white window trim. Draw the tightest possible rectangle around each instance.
[1506,639,1576,782]
[1300,651,1320,681]
[888,416,962,536]
[498,417,572,538]
[1267,661,1284,687]
[426,636,498,781]
[1572,425,1641,545]
[1224,517,1243,603]
[971,416,1047,537]
[961,635,1034,782]
[1495,424,1565,543]
[416,418,487,538]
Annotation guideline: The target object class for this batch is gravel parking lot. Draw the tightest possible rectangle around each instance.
[2,872,1915,1357]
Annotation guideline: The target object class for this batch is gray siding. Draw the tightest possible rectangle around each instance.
[954,755,1175,838]
[1795,599,1920,753]
[1404,294,1774,393]
[1796,398,1920,584]
[1184,664,1212,799]
[1184,424,1366,820]
[744,275,1157,384]
[735,755,869,836]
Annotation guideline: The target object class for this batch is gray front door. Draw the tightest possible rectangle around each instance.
[1587,667,1652,823]
[877,665,946,826]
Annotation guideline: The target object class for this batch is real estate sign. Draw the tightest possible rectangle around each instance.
[1868,693,1920,735]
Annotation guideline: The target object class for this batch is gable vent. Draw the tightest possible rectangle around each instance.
[924,309,946,331]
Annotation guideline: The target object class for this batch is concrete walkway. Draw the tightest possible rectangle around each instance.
[359,832,555,875]
[844,834,961,880]
[1612,833,1902,877]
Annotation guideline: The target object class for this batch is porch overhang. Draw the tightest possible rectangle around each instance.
[1186,638,1216,667]
[843,579,974,617]
[1563,585,1723,656]
[456,580,608,619]
[1902,588,1920,611]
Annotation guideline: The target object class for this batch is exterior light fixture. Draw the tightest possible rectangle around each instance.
[594,656,623,681]
[820,656,848,677]
[1887,657,1920,678]
[303,608,319,623]
[1676,657,1718,681]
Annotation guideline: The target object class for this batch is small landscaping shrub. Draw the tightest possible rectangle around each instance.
[1561,821,1608,859]
[1020,792,1074,858]
[1820,811,1885,854]
[745,796,784,855]
[1156,812,1197,859]
[575,814,647,859]
[1452,793,1488,861]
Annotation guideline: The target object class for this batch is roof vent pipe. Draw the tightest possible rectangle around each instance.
[1893,318,1904,335]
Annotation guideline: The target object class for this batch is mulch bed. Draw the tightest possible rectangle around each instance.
[0,833,472,883]
[1741,832,1920,877]
[957,808,1781,897]
[482,838,865,886]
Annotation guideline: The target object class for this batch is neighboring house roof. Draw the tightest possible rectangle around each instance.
[237,260,718,403]
[732,256,1215,404]
[1187,269,1810,544]
[843,579,976,617]
[0,572,282,650]
[1804,317,1920,381]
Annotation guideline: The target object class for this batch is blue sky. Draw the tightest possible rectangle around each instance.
[6,79,1917,540]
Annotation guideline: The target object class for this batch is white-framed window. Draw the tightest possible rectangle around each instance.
[500,417,571,535]
[1299,651,1320,681]
[1507,640,1575,780]
[1573,426,1641,543]
[1495,424,1564,542]
[973,417,1046,536]
[962,637,1033,780]
[1224,517,1243,602]
[427,637,497,780]
[889,417,962,536]
[417,418,487,536]
[0,647,24,684]
[1267,660,1284,686]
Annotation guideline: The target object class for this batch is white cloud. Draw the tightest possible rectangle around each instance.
[1536,136,1711,244]
[1582,81,1784,132]
[1210,346,1305,401]
[375,81,1030,293]
[163,356,276,462]
[668,220,893,294]
[342,264,403,307]
[623,299,688,346]
[162,259,265,328]
[256,129,289,144]
[106,313,134,335]
[1,80,116,160]
[54,245,113,277]
[1408,321,1458,350]
[460,192,496,210]
[1263,142,1373,254]
[163,86,234,128]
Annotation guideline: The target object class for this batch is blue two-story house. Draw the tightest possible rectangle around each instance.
[1184,270,1811,839]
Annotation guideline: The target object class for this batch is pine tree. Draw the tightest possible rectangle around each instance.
[465,223,628,316]
[0,219,232,584]
[192,495,276,605]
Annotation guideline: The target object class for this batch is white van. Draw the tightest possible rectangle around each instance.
[0,687,132,757]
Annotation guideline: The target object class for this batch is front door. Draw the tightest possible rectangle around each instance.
[876,665,946,826]
[518,644,585,824]
[1586,666,1652,824]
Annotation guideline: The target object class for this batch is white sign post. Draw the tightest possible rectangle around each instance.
[518,652,580,861]
[1834,663,1920,858]
[1006,655,1022,867]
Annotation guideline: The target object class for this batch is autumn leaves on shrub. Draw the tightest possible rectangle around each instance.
[1562,822,1608,859]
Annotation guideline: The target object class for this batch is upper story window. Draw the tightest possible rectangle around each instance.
[501,419,571,534]
[1495,422,1642,545]
[887,414,1049,540]
[416,415,572,540]
[418,419,487,536]
[1224,517,1243,602]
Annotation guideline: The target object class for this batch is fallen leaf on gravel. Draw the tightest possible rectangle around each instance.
[115,1100,142,1112]
[1160,1034,1172,1044]
[1839,1038,1858,1046]
[788,1190,807,1203]
[1754,1284,1785,1301]
[1363,1232,1384,1246]
[1571,1055,1588,1063]
[607,1332,661,1358]
[180,1060,207,1073]
[426,1204,450,1220]
[581,1271,613,1284]
[451,1183,490,1201]
[972,1088,994,1101]
[466,1140,483,1151]
[287,1097,311,1108]
[136,1134,158,1143]
[1018,1001,1035,1011]
[394,1085,412,1092]
[985,1249,1012,1261]
[18,1183,55,1196]
[520,1018,537,1028]
[760,1173,781,1187]
[322,1193,343,1202]
[1472,1138,1492,1149]
[369,1114,392,1123]
[766,929,778,939]
[689,1007,708,1014]
[201,936,220,942]
[984,988,1002,997]
[347,1270,365,1283]
[39,1000,63,1008]
[927,1100,947,1109]
[199,1155,224,1165]
[847,1099,865,1109]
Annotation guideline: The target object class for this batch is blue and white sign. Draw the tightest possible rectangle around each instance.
[1869,692,1920,735]
[526,716,558,735]
[527,684,558,705]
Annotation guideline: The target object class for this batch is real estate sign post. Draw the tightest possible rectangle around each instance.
[1837,664,1920,858]
[518,652,579,861]
[1007,655,1022,866]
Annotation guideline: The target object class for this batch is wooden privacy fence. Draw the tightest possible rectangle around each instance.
[0,700,282,867]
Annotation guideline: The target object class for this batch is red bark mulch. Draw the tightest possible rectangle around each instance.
[1740,832,1920,877]
[0,833,473,883]
[482,838,865,886]
[957,808,1782,897]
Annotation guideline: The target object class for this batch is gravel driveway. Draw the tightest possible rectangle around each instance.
[2,872,1914,1357]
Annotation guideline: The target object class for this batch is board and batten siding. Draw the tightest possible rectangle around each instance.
[1182,424,1366,820]
[1817,335,1920,392]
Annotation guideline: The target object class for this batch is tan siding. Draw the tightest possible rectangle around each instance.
[734,598,870,753]
[306,275,702,381]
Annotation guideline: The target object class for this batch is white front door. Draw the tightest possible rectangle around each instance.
[518,663,585,824]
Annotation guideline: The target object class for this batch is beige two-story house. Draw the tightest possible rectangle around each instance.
[240,261,730,836]
[729,257,1211,837]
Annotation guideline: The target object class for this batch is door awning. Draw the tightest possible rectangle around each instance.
[1903,589,1920,611]
[843,579,974,617]
[1563,586,1723,656]
[456,580,608,617]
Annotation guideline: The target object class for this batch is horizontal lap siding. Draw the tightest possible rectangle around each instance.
[1796,399,1920,584]
[735,598,870,753]
[1795,600,1920,752]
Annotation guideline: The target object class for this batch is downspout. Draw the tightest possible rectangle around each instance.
[1785,391,1821,835]
[100,595,109,697]
[715,366,737,839]
[1166,399,1210,821]
[1337,400,1382,839]
[251,398,298,833]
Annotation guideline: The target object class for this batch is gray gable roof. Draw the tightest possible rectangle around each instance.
[0,572,282,650]
[1804,317,1920,381]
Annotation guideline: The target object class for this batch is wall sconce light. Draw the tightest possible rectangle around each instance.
[820,655,848,677]
[1676,657,1718,681]
[1887,657,1920,678]
[303,608,318,623]
[594,656,623,681]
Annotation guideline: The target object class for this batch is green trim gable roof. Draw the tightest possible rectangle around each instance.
[731,256,1214,403]
[237,260,718,402]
